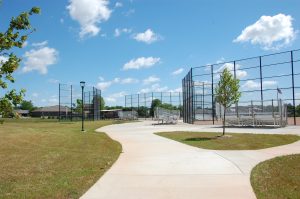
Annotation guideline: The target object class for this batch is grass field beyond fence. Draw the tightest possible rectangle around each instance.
[0,119,125,199]
[156,132,300,150]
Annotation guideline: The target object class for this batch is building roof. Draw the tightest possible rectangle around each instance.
[15,109,30,114]
[32,105,71,113]
[101,109,122,112]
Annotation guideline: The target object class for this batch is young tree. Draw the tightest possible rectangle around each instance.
[150,99,162,117]
[19,100,35,111]
[0,6,40,117]
[215,68,241,136]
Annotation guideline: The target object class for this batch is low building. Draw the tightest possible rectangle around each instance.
[31,105,71,118]
[15,109,30,117]
[101,109,122,119]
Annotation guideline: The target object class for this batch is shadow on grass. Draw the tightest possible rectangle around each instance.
[184,137,217,141]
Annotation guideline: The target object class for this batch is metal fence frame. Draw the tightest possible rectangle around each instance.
[59,83,102,121]
[182,49,300,125]
[125,92,183,118]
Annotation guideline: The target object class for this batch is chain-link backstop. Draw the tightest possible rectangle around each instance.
[59,84,102,121]
[183,49,300,125]
[125,92,182,118]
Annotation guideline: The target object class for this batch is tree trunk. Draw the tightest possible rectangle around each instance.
[223,107,226,136]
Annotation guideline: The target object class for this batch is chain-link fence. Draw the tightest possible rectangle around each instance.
[124,92,182,118]
[183,49,300,125]
[59,84,102,121]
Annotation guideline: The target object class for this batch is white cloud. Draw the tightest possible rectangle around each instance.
[114,28,132,37]
[67,0,112,38]
[32,40,48,47]
[22,41,28,48]
[263,80,277,87]
[168,87,182,93]
[140,83,168,93]
[48,79,60,84]
[96,77,138,90]
[96,81,112,90]
[60,18,64,24]
[32,93,39,97]
[105,97,116,103]
[98,76,105,81]
[133,29,160,44]
[123,57,160,70]
[121,78,139,84]
[242,80,277,89]
[215,63,247,79]
[171,68,184,76]
[143,75,160,85]
[105,91,127,105]
[123,9,135,17]
[234,13,297,50]
[0,56,8,65]
[115,2,123,8]
[22,46,58,74]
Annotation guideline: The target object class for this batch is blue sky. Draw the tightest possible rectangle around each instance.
[0,0,300,106]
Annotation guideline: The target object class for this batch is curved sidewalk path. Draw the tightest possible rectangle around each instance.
[81,121,300,199]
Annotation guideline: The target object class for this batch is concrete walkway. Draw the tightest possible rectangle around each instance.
[81,121,300,199]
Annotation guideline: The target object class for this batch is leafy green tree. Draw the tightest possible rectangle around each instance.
[75,99,82,113]
[137,106,148,117]
[215,68,241,136]
[19,100,35,111]
[0,6,40,117]
[92,96,105,110]
[150,99,161,117]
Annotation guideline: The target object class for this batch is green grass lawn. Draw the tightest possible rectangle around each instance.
[0,118,126,199]
[251,154,300,199]
[156,132,300,150]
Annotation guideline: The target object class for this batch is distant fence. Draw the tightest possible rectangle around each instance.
[124,92,182,118]
[59,84,102,121]
[182,49,300,125]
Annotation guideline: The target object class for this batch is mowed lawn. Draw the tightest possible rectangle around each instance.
[156,132,300,150]
[251,154,300,199]
[0,119,125,199]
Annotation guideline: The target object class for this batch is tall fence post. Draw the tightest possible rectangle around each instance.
[58,83,61,121]
[259,56,264,111]
[211,65,215,124]
[291,50,296,125]
[70,85,73,121]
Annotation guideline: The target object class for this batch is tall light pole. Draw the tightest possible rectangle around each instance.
[80,81,85,132]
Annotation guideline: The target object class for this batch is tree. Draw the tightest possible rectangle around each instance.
[19,100,35,111]
[0,6,40,117]
[150,99,161,117]
[137,106,148,117]
[92,96,105,110]
[215,68,241,136]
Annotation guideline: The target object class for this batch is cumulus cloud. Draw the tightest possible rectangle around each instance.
[123,57,160,70]
[133,29,160,44]
[114,28,132,37]
[215,63,247,79]
[48,78,60,84]
[168,87,182,93]
[121,78,139,84]
[96,81,112,90]
[96,77,138,90]
[143,75,160,85]
[105,91,127,105]
[67,0,112,38]
[140,83,168,93]
[171,68,184,76]
[234,14,297,50]
[32,40,48,47]
[242,80,277,89]
[115,2,123,8]
[22,46,58,74]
